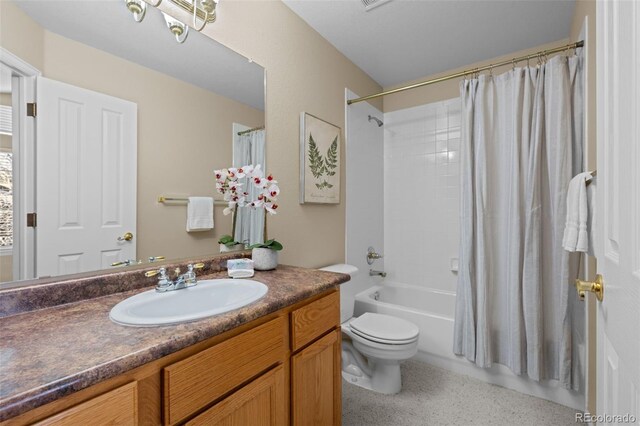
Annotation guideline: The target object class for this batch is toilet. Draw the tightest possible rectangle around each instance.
[320,264,419,394]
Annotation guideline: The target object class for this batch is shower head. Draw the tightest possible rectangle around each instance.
[368,115,383,127]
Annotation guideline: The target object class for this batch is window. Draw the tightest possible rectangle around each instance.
[0,151,12,249]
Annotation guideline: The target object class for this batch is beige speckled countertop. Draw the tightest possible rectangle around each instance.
[0,265,348,421]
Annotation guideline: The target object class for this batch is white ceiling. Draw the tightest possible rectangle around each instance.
[12,1,265,110]
[283,0,576,88]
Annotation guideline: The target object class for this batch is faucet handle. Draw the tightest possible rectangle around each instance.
[366,247,383,265]
[145,267,167,278]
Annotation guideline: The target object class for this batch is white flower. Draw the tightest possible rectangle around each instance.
[223,207,233,215]
[251,164,263,178]
[264,202,278,215]
[237,165,253,178]
[266,184,280,199]
[214,169,227,181]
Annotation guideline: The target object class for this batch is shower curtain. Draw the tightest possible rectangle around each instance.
[453,54,584,390]
[233,129,266,245]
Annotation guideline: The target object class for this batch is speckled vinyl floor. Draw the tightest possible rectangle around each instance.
[342,360,579,426]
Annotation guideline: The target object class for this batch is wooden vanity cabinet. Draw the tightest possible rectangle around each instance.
[7,289,341,426]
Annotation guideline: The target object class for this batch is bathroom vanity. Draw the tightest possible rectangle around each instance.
[0,258,348,425]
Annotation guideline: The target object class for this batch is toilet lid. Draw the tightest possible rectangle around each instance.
[349,313,419,343]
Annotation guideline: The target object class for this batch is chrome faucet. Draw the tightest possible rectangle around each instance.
[369,269,387,278]
[366,247,383,265]
[145,263,205,292]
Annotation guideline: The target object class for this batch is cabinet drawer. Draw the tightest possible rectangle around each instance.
[163,317,286,425]
[35,382,137,426]
[185,365,286,426]
[291,291,339,352]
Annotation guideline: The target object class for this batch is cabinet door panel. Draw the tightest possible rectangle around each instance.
[186,366,286,426]
[164,317,286,425]
[291,292,339,351]
[292,330,341,426]
[34,382,137,426]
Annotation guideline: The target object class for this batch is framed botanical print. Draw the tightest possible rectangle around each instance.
[299,112,341,204]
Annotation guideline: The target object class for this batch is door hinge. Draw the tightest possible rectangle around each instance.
[26,212,37,228]
[26,103,37,117]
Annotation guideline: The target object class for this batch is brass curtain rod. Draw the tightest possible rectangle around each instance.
[347,40,585,105]
[237,125,265,136]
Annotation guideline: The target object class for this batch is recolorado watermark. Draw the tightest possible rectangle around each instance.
[576,412,637,423]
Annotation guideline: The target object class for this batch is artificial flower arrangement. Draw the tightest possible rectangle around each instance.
[214,165,283,269]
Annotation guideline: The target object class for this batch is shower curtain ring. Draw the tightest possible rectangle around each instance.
[512,59,517,71]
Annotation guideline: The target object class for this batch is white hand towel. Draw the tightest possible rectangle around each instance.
[586,177,597,257]
[562,172,593,252]
[186,197,214,232]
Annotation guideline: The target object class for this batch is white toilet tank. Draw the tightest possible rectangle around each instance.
[319,264,359,323]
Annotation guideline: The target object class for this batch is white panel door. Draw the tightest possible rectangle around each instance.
[595,0,640,422]
[36,77,137,277]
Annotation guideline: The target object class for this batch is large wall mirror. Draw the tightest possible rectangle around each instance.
[0,0,266,286]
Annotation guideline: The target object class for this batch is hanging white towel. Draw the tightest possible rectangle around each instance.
[562,172,593,252]
[585,176,597,257]
[186,197,214,232]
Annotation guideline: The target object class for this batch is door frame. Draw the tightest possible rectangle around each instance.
[0,48,40,282]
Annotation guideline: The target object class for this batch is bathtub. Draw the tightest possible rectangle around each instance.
[351,280,584,410]
[352,281,456,359]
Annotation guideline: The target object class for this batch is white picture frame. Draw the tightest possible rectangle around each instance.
[299,112,341,204]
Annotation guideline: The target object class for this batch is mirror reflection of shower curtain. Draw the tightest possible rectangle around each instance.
[453,54,584,391]
[233,128,265,245]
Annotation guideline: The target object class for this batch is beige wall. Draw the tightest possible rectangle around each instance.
[1,2,265,263]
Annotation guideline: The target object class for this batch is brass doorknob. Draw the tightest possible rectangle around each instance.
[575,274,604,302]
[118,232,134,242]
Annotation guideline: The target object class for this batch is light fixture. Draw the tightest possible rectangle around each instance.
[125,0,218,44]
[162,11,189,43]
[125,0,162,23]
[125,0,147,22]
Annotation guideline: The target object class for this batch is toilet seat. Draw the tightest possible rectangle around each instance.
[348,313,419,345]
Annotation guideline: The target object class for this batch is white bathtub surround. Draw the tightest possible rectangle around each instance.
[343,360,579,426]
[384,99,461,295]
[454,55,585,390]
[344,88,384,322]
[251,247,278,270]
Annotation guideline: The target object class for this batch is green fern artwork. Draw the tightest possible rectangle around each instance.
[308,134,326,179]
[301,113,340,203]
[324,137,338,177]
[307,133,338,190]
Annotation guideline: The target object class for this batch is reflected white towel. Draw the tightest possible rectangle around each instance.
[562,172,593,252]
[186,197,213,232]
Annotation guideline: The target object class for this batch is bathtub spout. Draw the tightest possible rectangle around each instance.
[369,269,387,278]
[342,340,373,377]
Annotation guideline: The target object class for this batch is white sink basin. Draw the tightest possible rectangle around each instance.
[109,279,268,327]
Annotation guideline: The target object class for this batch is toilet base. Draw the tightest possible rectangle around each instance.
[341,348,403,394]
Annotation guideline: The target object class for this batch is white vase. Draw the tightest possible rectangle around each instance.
[252,248,278,270]
[220,243,245,253]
